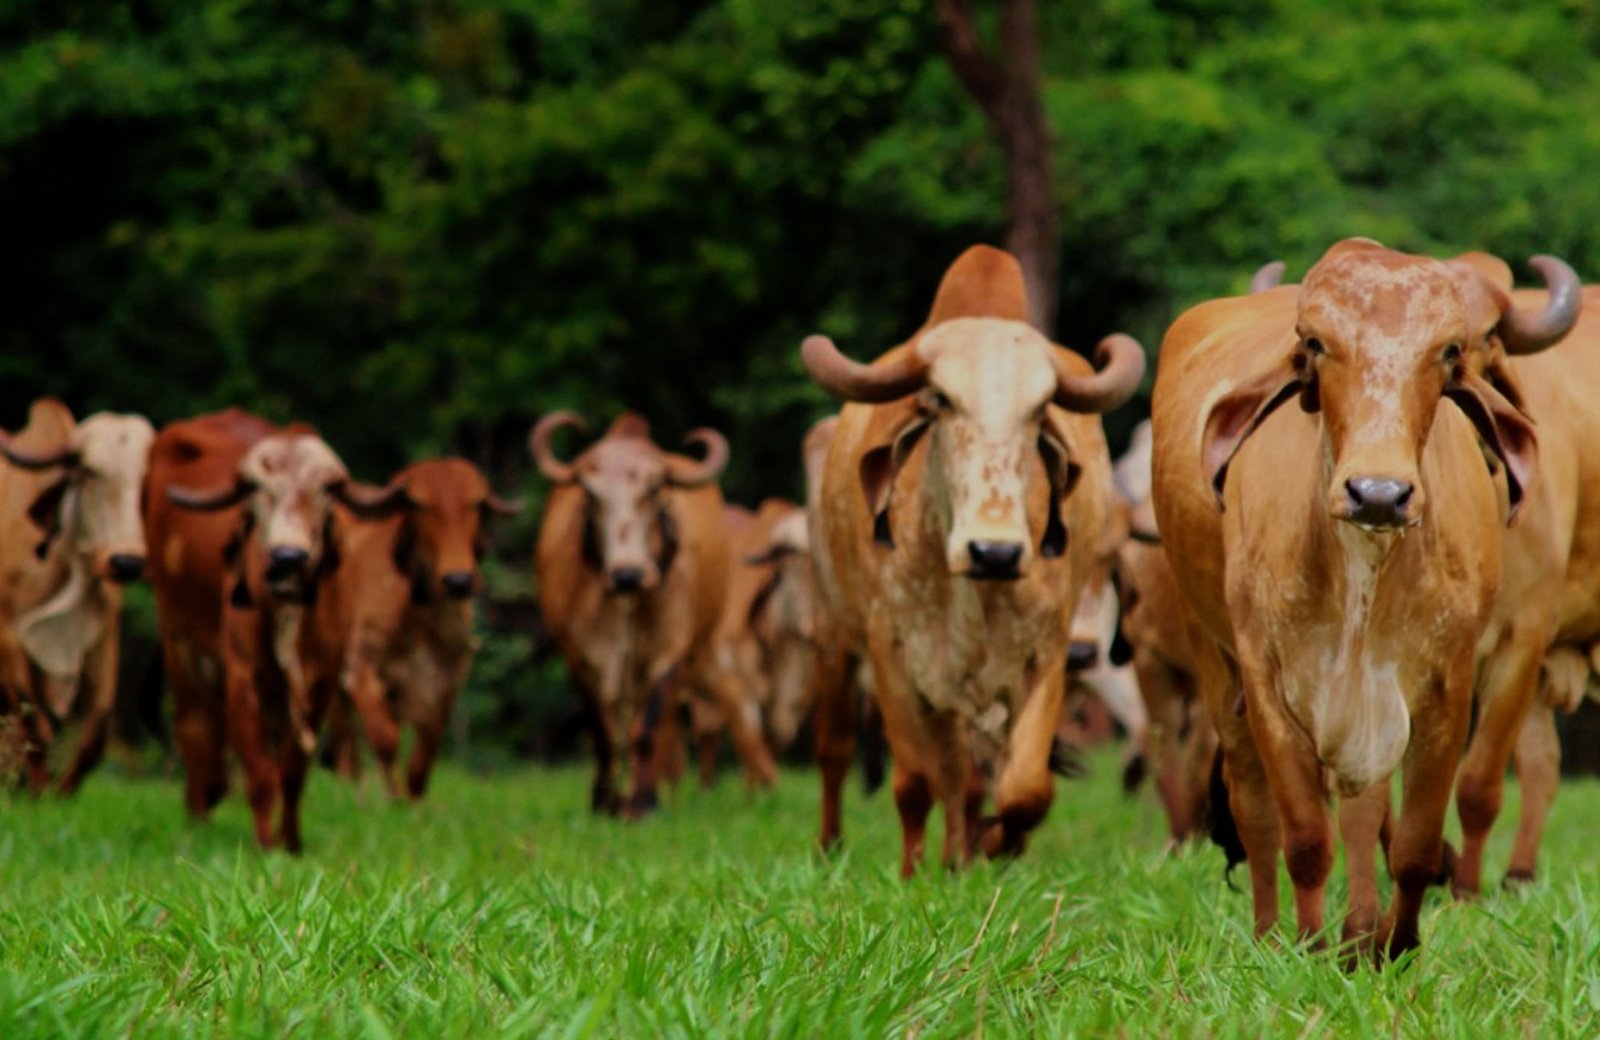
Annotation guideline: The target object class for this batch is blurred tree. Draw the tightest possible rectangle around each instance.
[936,0,1059,332]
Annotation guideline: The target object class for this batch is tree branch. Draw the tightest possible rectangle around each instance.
[936,0,1003,123]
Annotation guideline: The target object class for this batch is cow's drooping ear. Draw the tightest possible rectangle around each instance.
[858,411,930,550]
[1200,350,1316,510]
[26,476,70,558]
[1444,366,1538,524]
[655,503,680,576]
[1036,411,1080,559]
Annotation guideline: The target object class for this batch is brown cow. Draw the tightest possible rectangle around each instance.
[1245,256,1600,897]
[325,458,519,800]
[699,498,819,777]
[144,408,278,817]
[684,503,784,789]
[804,245,1143,874]
[166,432,401,851]
[0,399,153,793]
[531,412,768,815]
[1150,238,1577,958]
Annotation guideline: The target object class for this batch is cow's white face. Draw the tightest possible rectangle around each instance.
[578,439,672,594]
[67,414,155,581]
[919,317,1058,579]
[238,435,348,588]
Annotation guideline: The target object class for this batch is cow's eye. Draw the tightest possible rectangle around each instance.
[1303,337,1324,356]
[931,391,952,411]
[1442,343,1462,364]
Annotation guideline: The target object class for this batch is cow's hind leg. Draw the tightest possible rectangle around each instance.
[813,647,856,851]
[1507,702,1561,885]
[1453,633,1542,898]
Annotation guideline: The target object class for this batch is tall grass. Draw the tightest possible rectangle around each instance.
[0,755,1595,1038]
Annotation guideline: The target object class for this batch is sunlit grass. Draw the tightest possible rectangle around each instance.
[0,752,1596,1038]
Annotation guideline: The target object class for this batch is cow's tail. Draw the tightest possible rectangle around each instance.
[1202,747,1247,887]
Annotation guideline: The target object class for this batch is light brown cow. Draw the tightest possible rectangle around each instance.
[685,503,784,789]
[531,412,770,815]
[804,245,1143,874]
[1245,256,1600,897]
[167,432,401,851]
[144,408,278,817]
[701,497,819,774]
[325,458,519,800]
[1150,238,1577,958]
[0,398,153,793]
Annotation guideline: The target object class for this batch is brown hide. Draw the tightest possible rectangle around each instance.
[809,245,1128,874]
[1149,238,1575,958]
[328,458,507,801]
[0,399,154,793]
[145,408,278,817]
[533,413,734,816]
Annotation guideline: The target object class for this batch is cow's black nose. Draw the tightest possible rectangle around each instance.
[441,571,476,599]
[610,567,645,592]
[967,540,1023,580]
[1066,640,1099,672]
[267,546,310,579]
[1344,477,1414,528]
[107,554,145,584]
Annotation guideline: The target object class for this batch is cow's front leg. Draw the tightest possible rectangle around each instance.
[982,662,1065,859]
[344,659,401,798]
[1337,779,1390,959]
[1381,669,1472,960]
[624,666,677,817]
[1191,632,1281,938]
[919,706,971,871]
[812,645,857,851]
[58,613,120,796]
[226,663,279,850]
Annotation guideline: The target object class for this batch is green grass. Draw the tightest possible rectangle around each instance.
[1,753,1597,1039]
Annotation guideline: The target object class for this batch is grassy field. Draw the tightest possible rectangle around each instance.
[1,753,1597,1039]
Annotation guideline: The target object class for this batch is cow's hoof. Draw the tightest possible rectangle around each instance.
[1503,868,1536,890]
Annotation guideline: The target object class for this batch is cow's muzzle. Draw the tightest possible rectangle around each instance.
[441,571,476,600]
[266,546,311,582]
[608,566,646,594]
[966,539,1024,582]
[106,554,146,584]
[1341,476,1415,530]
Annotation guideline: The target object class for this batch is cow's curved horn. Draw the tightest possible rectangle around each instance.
[0,433,76,472]
[528,411,588,484]
[330,480,411,518]
[1498,255,1582,355]
[665,429,729,488]
[1249,261,1286,294]
[167,478,256,512]
[801,335,928,403]
[1052,334,1147,414]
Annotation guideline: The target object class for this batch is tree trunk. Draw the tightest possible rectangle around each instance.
[937,0,1060,334]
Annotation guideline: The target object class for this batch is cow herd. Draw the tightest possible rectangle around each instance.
[3,236,1598,964]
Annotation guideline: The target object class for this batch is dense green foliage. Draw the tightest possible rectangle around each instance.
[2,755,1598,1037]
[10,0,1600,751]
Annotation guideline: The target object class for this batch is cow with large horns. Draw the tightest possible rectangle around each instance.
[0,399,154,793]
[805,244,1144,874]
[532,411,758,815]
[166,431,406,851]
[1150,238,1580,959]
